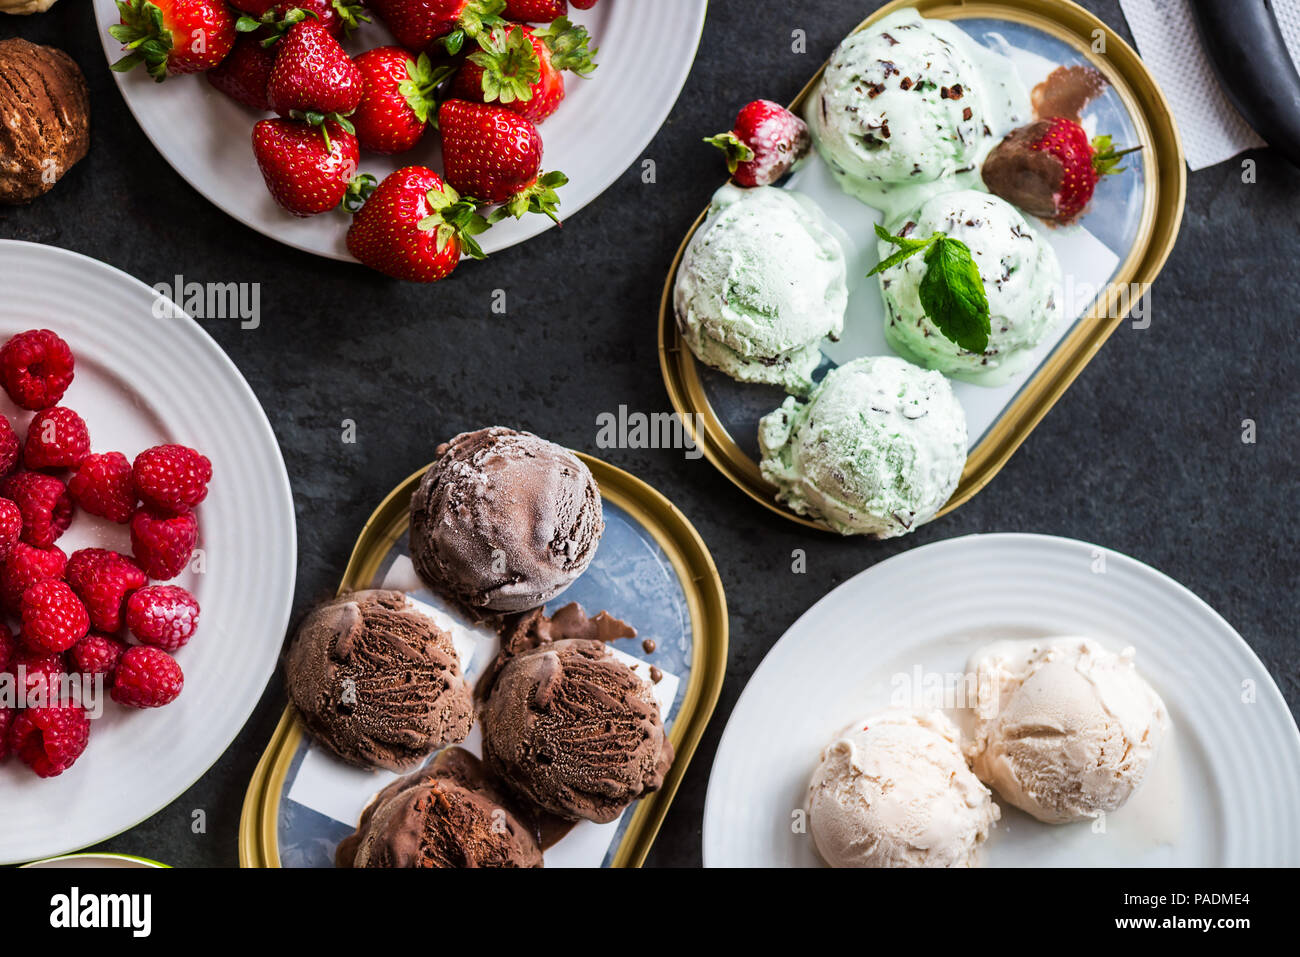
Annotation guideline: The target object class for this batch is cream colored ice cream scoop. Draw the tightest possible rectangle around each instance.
[966,637,1168,824]
[807,710,999,867]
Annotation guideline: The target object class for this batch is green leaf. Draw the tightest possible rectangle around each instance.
[918,238,990,353]
[702,132,754,174]
[866,222,940,276]
[533,16,597,76]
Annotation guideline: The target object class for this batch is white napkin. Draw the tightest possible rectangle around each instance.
[1120,0,1300,169]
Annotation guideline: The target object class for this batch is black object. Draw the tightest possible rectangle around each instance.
[1190,0,1300,167]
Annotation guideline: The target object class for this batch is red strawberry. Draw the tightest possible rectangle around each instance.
[266,19,363,118]
[261,0,368,38]
[254,118,364,216]
[66,548,148,633]
[982,117,1140,223]
[207,34,277,110]
[127,585,201,652]
[0,329,75,411]
[23,407,90,471]
[110,0,238,80]
[129,507,198,580]
[454,19,595,123]
[352,48,450,154]
[112,647,184,709]
[68,452,138,524]
[0,542,66,612]
[67,632,130,682]
[21,579,90,655]
[366,0,504,55]
[2,472,73,548]
[570,0,596,8]
[11,703,90,776]
[0,499,20,560]
[230,0,275,12]
[438,99,566,219]
[0,419,19,477]
[346,166,490,282]
[132,444,212,514]
[706,99,810,188]
[505,0,564,20]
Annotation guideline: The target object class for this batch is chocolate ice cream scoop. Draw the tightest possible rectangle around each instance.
[285,589,473,772]
[409,427,603,614]
[0,38,89,204]
[336,747,543,868]
[481,638,673,823]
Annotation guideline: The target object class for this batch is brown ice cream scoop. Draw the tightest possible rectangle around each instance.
[481,638,673,823]
[0,38,89,204]
[336,748,543,868]
[409,427,604,614]
[285,589,473,772]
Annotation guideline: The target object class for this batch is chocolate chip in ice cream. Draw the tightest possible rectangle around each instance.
[285,589,473,772]
[409,427,604,614]
[0,38,89,204]
[336,747,543,868]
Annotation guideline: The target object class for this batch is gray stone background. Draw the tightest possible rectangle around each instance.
[1,0,1295,867]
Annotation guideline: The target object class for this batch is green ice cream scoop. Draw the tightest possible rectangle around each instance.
[758,355,967,538]
[673,184,848,396]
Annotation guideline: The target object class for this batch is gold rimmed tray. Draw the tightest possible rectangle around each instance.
[659,0,1185,532]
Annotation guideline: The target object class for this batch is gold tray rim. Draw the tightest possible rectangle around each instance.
[658,0,1187,533]
[237,452,729,869]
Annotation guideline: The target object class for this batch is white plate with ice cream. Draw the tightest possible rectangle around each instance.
[702,533,1300,867]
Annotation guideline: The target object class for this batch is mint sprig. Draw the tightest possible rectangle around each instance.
[868,223,990,354]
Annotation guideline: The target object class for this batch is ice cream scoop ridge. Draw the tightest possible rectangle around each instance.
[285,589,473,771]
[673,183,848,395]
[409,427,603,614]
[808,710,999,868]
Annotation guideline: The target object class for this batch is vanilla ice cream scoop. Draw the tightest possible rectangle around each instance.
[966,638,1169,824]
[807,710,999,868]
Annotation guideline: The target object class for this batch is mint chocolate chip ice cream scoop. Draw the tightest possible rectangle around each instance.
[759,355,967,538]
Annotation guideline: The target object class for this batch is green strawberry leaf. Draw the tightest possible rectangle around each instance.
[918,238,990,353]
[467,25,540,105]
[1091,134,1143,176]
[703,132,754,174]
[398,55,455,125]
[533,16,597,76]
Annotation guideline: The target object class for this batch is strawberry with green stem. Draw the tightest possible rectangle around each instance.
[352,48,454,154]
[453,17,596,122]
[366,0,506,57]
[252,117,369,216]
[236,0,368,41]
[110,0,237,81]
[346,166,490,282]
[266,18,363,119]
[208,34,277,110]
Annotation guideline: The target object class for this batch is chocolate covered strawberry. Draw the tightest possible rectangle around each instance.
[982,117,1140,224]
[352,48,453,154]
[366,0,505,56]
[110,0,237,80]
[266,18,363,118]
[705,99,810,188]
[346,166,490,282]
[452,18,595,122]
[253,118,365,216]
[439,98,566,219]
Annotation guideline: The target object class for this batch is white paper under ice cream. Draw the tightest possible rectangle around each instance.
[287,557,680,868]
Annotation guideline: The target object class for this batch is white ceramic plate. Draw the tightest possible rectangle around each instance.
[703,533,1300,867]
[0,240,296,865]
[92,0,708,262]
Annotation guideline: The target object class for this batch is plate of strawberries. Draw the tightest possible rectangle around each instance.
[0,240,295,864]
[94,0,708,281]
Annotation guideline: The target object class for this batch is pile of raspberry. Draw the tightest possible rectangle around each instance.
[0,330,211,778]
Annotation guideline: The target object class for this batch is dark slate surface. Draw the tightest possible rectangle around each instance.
[1,0,1296,868]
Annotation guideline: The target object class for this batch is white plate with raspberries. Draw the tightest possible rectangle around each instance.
[0,241,296,865]
[93,0,707,267]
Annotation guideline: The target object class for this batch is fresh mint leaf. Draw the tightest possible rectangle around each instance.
[918,238,989,353]
[867,222,940,275]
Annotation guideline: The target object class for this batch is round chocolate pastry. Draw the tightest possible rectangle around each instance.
[409,427,604,614]
[0,38,89,204]
[336,748,543,869]
[481,638,673,823]
[285,589,473,772]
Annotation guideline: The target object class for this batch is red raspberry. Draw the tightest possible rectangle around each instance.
[129,507,197,580]
[127,585,200,651]
[0,705,13,761]
[1,471,73,547]
[23,406,90,470]
[67,631,129,681]
[0,418,19,477]
[21,579,90,654]
[11,703,90,776]
[0,330,75,411]
[0,621,16,672]
[0,541,67,612]
[111,646,183,708]
[133,445,212,514]
[8,647,65,703]
[0,497,21,559]
[67,451,137,523]
[65,548,147,632]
